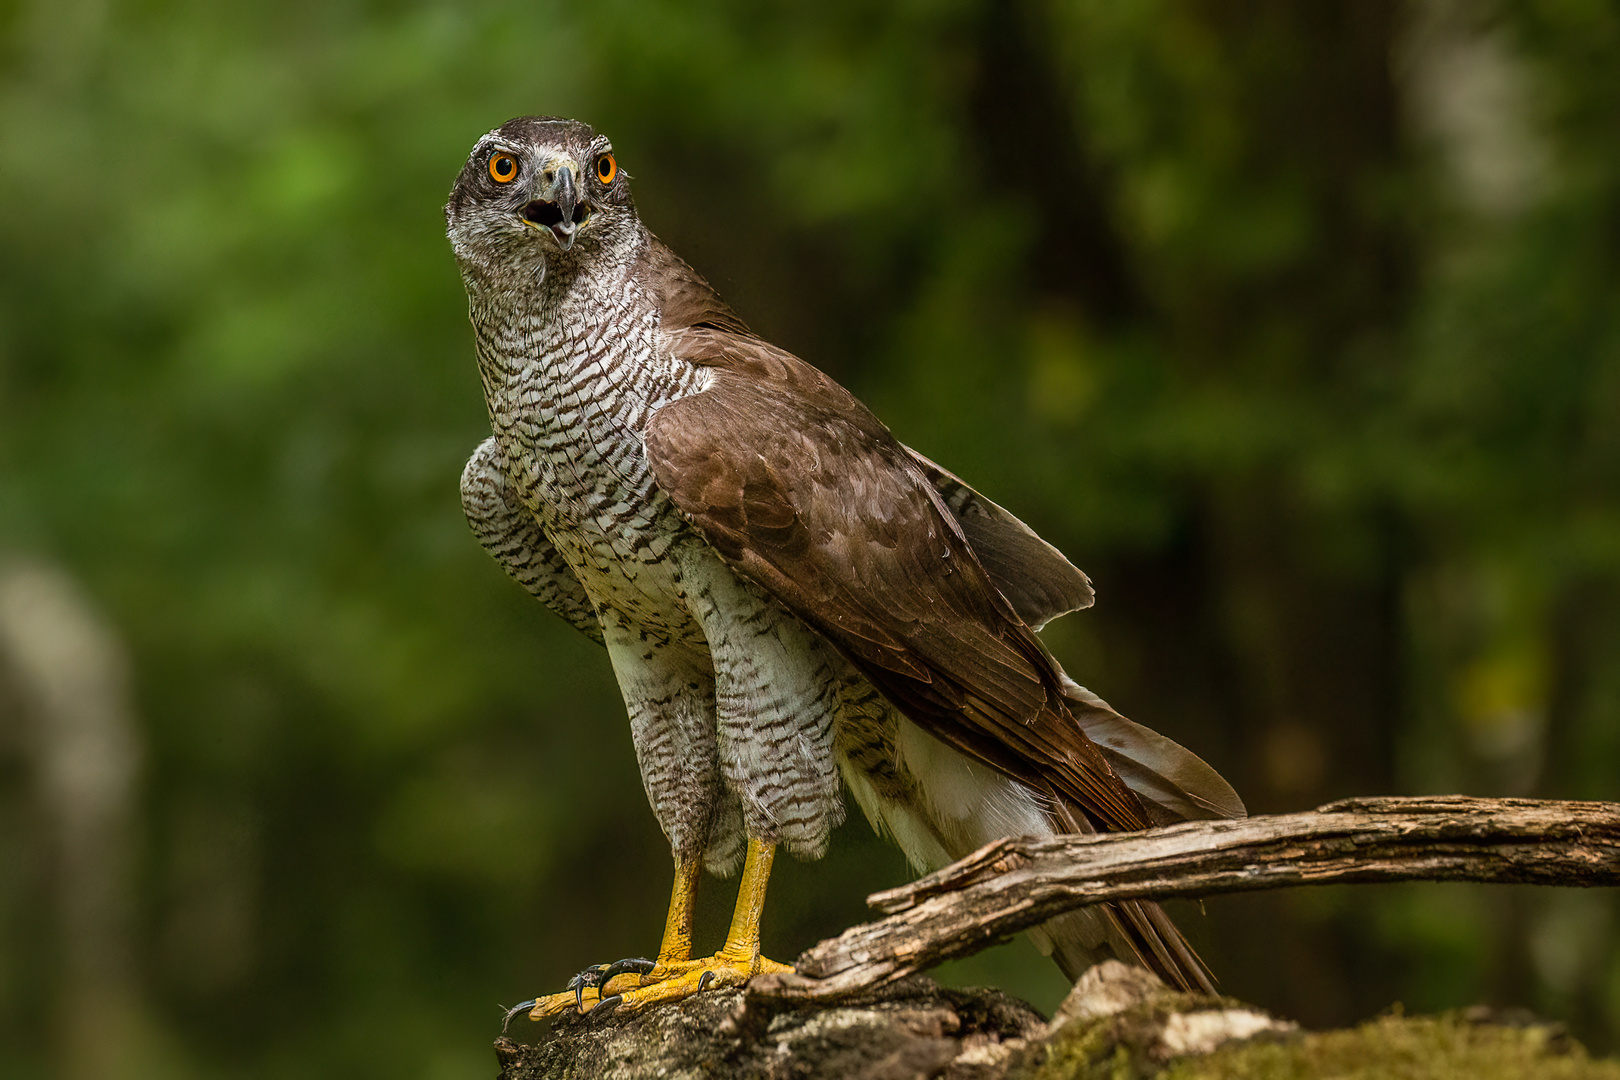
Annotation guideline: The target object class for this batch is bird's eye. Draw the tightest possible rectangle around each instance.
[596,153,617,185]
[488,153,519,183]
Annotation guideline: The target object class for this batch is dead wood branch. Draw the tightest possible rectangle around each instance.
[754,795,1620,1001]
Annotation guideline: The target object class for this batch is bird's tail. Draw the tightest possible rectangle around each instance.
[1028,895,1216,993]
[863,682,1242,994]
[1036,797,1218,994]
[899,441,1241,991]
[1030,680,1242,994]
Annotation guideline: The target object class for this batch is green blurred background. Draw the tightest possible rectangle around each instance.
[4,0,1620,1076]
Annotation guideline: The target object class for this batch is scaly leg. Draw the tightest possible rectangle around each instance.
[511,839,793,1022]
[654,854,700,960]
[515,855,702,1022]
[596,838,791,1014]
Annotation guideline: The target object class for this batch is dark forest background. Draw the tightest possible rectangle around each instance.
[4,1,1620,1077]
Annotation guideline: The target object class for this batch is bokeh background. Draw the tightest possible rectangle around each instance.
[4,0,1620,1076]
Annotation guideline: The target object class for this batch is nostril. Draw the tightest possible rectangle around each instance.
[543,170,555,184]
[523,200,564,226]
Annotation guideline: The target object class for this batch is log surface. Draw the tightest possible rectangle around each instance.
[496,977,1045,1080]
[496,960,1620,1080]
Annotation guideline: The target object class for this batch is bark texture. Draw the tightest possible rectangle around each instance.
[761,796,1620,1000]
[496,976,1046,1079]
[496,961,1620,1079]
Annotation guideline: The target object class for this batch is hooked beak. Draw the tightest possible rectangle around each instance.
[521,157,589,250]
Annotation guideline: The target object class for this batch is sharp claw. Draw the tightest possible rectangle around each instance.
[547,956,664,1019]
[566,963,611,1011]
[565,964,606,990]
[697,970,715,991]
[597,957,657,986]
[501,1000,537,1032]
[590,994,623,1018]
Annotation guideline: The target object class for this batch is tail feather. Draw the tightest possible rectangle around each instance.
[1035,898,1215,994]
[872,712,1229,996]
[1044,794,1218,994]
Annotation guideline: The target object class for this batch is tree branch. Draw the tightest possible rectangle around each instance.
[755,796,1620,1001]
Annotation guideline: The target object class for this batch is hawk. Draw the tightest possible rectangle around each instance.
[446,117,1244,1018]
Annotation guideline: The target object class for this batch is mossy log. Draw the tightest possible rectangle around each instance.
[497,962,1620,1079]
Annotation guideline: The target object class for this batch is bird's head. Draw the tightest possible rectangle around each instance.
[445,117,637,282]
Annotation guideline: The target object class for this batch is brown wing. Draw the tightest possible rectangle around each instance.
[636,232,753,337]
[641,240,1215,992]
[903,447,1095,630]
[643,333,1147,835]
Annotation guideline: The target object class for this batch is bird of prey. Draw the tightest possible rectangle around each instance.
[446,117,1244,1018]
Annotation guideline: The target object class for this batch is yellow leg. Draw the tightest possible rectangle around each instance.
[718,838,786,966]
[521,855,702,1021]
[517,839,793,1022]
[604,838,792,1013]
[655,855,702,965]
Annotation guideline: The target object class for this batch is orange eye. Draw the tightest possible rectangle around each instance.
[488,153,518,183]
[595,153,617,184]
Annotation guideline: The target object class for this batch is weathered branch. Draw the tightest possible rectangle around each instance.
[755,796,1620,1001]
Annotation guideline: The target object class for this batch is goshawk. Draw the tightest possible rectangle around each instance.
[445,117,1244,1018]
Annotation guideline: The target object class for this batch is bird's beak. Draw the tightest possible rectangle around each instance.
[520,156,589,250]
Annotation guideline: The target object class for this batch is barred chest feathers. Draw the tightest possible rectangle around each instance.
[466,237,718,626]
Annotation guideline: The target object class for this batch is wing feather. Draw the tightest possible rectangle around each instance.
[638,239,1226,992]
[903,448,1095,629]
[642,341,1150,834]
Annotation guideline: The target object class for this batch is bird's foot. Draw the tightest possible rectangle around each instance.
[512,949,792,1023]
[588,947,792,1015]
[505,958,651,1024]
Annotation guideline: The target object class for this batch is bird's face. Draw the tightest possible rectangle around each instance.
[445,117,636,282]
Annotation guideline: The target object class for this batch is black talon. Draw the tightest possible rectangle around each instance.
[567,964,610,1011]
[590,994,623,1019]
[697,970,715,991]
[559,958,653,1014]
[596,957,657,986]
[501,999,537,1032]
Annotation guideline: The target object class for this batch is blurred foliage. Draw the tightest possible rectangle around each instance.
[2,0,1620,1076]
